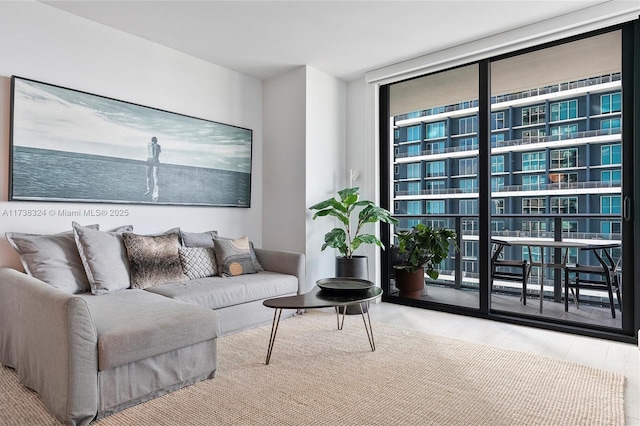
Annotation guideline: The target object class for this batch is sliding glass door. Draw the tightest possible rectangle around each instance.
[489,31,624,329]
[381,24,638,341]
[387,64,479,309]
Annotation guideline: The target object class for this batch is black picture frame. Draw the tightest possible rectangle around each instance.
[9,76,252,207]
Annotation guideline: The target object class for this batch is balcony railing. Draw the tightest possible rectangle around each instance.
[496,180,621,193]
[395,127,621,159]
[395,100,479,122]
[395,179,621,197]
[491,72,621,104]
[394,72,621,122]
[389,215,623,306]
[492,128,620,149]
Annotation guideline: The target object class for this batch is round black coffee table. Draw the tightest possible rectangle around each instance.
[262,282,382,365]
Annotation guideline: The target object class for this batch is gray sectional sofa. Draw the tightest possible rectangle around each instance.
[0,223,305,425]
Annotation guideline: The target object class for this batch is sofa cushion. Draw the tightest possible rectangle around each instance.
[5,224,99,294]
[123,231,187,289]
[179,247,217,279]
[145,271,298,310]
[73,222,132,295]
[180,230,217,247]
[78,289,219,371]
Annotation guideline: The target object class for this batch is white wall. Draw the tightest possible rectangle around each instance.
[0,2,264,269]
[305,66,347,291]
[262,66,346,291]
[262,67,307,255]
[346,77,382,283]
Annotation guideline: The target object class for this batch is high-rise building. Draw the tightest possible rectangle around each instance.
[391,71,622,293]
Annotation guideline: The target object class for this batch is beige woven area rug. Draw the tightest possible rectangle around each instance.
[0,310,625,425]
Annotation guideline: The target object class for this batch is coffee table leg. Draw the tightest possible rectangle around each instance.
[358,302,376,352]
[335,306,347,330]
[265,308,283,365]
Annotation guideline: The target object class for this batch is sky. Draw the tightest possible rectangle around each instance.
[11,78,252,174]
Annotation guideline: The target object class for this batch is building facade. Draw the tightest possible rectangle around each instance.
[392,72,622,282]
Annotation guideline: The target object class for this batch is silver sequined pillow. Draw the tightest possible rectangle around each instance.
[179,247,217,279]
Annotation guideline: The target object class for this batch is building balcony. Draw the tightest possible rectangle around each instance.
[394,72,621,125]
[491,72,621,104]
[395,127,621,161]
[388,215,623,328]
[395,180,621,199]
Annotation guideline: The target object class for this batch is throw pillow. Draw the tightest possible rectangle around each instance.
[5,224,99,294]
[180,230,218,247]
[213,236,257,277]
[73,222,132,295]
[123,231,188,289]
[214,235,264,272]
[179,246,217,279]
[249,241,265,272]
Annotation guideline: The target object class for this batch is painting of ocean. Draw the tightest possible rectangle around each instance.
[10,76,253,207]
[11,147,251,206]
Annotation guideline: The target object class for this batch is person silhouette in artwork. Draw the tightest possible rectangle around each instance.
[145,136,161,202]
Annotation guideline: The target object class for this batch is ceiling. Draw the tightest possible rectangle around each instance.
[43,1,611,81]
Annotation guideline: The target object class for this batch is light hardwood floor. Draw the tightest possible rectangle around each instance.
[366,301,640,425]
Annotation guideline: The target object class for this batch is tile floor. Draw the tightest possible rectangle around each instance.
[389,283,623,328]
[366,301,640,425]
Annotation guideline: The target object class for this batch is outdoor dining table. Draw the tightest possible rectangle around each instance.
[491,238,621,313]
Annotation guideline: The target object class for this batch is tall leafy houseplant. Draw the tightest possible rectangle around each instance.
[394,224,458,299]
[395,223,457,278]
[309,187,398,258]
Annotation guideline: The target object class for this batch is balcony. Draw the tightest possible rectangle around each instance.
[395,127,621,160]
[394,72,621,123]
[395,179,620,198]
[491,72,621,104]
[387,215,623,329]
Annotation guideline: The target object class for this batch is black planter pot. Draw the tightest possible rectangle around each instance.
[335,256,369,315]
[335,256,369,279]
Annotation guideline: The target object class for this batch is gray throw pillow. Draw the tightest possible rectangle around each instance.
[5,224,99,294]
[179,246,217,279]
[73,222,132,295]
[213,236,257,277]
[180,230,218,247]
[123,231,188,289]
[214,235,264,272]
[249,241,265,272]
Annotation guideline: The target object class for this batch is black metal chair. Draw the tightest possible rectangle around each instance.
[563,243,622,318]
[491,240,531,305]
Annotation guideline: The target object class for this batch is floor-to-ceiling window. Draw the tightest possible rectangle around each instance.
[388,64,480,310]
[380,23,638,342]
[488,31,625,328]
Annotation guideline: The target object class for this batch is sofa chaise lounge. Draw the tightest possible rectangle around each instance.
[0,223,306,425]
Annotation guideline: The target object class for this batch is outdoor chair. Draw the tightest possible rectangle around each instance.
[564,243,622,318]
[491,239,531,305]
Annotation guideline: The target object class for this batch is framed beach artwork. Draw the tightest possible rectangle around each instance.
[9,76,252,207]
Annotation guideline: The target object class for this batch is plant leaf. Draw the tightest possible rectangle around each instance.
[352,234,383,252]
[337,187,359,201]
[322,228,347,255]
[426,269,440,280]
[359,204,398,224]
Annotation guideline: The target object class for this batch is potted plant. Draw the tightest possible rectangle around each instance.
[393,223,458,298]
[309,187,398,310]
